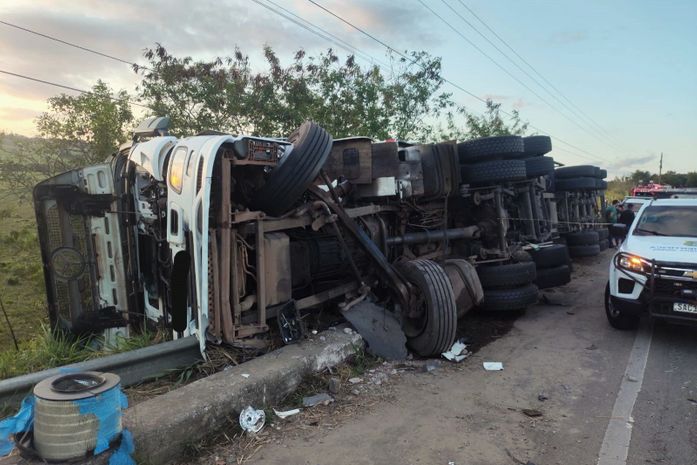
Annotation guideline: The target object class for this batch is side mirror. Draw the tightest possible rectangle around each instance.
[133,116,170,139]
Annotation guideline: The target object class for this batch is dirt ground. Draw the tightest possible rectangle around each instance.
[190,250,697,465]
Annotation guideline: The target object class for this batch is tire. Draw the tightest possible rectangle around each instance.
[461,159,526,185]
[596,228,609,240]
[566,230,600,246]
[481,284,539,311]
[605,282,640,330]
[599,239,609,251]
[523,135,552,156]
[457,136,524,163]
[568,244,600,257]
[598,169,607,179]
[477,262,536,289]
[251,121,333,216]
[525,156,555,178]
[597,179,608,190]
[555,177,598,191]
[529,244,570,268]
[396,259,457,356]
[535,265,571,289]
[555,165,599,179]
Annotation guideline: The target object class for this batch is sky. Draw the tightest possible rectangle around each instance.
[0,0,695,178]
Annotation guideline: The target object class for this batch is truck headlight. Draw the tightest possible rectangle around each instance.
[168,146,187,194]
[616,253,649,274]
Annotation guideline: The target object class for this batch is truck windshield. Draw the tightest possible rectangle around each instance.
[633,206,697,238]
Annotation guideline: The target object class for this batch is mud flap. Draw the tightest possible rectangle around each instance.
[342,301,408,360]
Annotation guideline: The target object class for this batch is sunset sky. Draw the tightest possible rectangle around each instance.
[0,0,695,177]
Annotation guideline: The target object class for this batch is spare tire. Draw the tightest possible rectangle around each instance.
[477,261,537,289]
[481,284,539,311]
[461,159,526,186]
[535,265,571,289]
[457,136,524,163]
[251,121,332,216]
[396,259,457,357]
[597,179,608,190]
[555,177,598,191]
[523,135,552,156]
[555,165,599,179]
[596,228,609,240]
[598,169,607,179]
[529,244,570,268]
[569,244,601,257]
[599,239,609,251]
[525,156,555,178]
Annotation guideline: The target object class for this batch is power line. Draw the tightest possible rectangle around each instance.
[305,0,606,163]
[0,69,150,108]
[0,20,149,71]
[423,0,618,158]
[453,0,629,152]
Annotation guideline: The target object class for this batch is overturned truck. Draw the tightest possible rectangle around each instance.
[34,118,576,357]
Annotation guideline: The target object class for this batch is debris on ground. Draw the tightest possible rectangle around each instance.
[273,408,301,419]
[241,373,250,379]
[341,301,408,360]
[483,362,504,371]
[343,327,353,335]
[239,406,266,433]
[328,377,341,394]
[538,393,549,402]
[302,393,335,407]
[422,360,441,373]
[585,344,598,350]
[521,408,543,418]
[442,340,470,362]
[348,377,363,384]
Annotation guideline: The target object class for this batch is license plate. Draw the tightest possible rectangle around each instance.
[673,302,697,314]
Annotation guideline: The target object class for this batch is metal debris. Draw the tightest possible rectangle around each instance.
[273,408,300,419]
[239,406,265,433]
[341,302,408,360]
[302,393,334,407]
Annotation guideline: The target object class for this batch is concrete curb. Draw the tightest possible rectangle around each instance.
[127,328,363,464]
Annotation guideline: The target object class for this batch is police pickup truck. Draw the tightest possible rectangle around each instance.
[606,198,697,328]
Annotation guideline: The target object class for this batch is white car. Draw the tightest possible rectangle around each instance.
[606,198,697,328]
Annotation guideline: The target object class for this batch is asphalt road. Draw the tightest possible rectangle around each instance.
[205,250,697,465]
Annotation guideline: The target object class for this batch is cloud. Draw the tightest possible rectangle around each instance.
[607,153,658,174]
[549,30,589,44]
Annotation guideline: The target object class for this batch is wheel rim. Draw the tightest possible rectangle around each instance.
[607,292,620,318]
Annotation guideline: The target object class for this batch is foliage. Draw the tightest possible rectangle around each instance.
[136,45,519,141]
[0,81,133,195]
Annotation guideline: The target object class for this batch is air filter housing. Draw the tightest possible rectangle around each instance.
[32,371,123,461]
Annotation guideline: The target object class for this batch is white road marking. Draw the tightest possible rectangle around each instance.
[597,321,654,465]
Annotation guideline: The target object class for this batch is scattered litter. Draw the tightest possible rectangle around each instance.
[585,344,598,350]
[328,377,341,394]
[370,372,388,385]
[350,389,360,396]
[521,408,543,418]
[538,393,549,402]
[627,375,638,382]
[311,329,318,335]
[442,340,470,362]
[422,360,441,373]
[483,362,504,371]
[343,327,353,335]
[688,398,697,405]
[239,406,265,433]
[273,408,300,419]
[302,393,334,407]
[448,462,456,465]
[241,373,250,379]
[348,377,363,384]
[319,336,326,342]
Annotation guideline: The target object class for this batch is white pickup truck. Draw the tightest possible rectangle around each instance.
[606,198,697,328]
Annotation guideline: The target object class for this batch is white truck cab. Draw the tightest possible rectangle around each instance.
[606,198,697,328]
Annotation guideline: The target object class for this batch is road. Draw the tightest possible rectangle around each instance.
[202,250,697,465]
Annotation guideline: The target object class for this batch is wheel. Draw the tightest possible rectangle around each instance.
[535,265,571,289]
[251,121,333,216]
[461,159,526,185]
[599,239,609,251]
[443,259,483,318]
[481,284,539,311]
[523,135,552,156]
[566,230,600,246]
[525,156,555,178]
[605,283,640,329]
[555,177,599,191]
[568,244,601,257]
[477,261,536,289]
[596,179,608,190]
[555,165,599,179]
[596,228,609,240]
[397,259,457,356]
[598,169,607,179]
[529,244,570,268]
[457,136,524,163]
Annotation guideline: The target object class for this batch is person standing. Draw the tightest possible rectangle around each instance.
[618,203,636,242]
[605,200,620,247]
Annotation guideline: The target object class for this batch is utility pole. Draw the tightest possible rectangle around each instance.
[659,152,663,184]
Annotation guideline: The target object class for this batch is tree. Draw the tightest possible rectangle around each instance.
[0,81,133,194]
[629,170,652,185]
